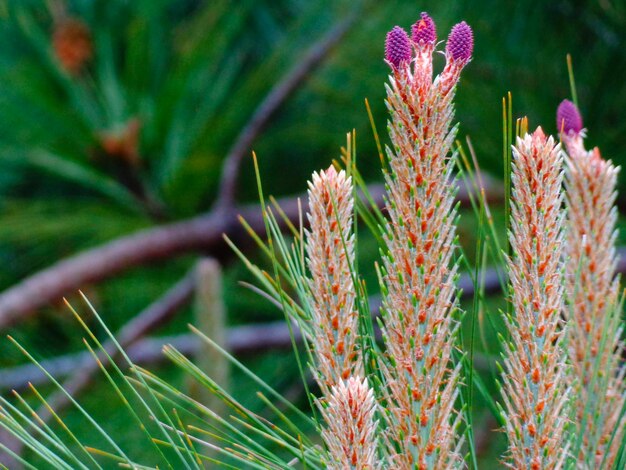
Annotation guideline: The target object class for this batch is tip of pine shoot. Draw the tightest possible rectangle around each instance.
[556,99,583,135]
[532,126,546,141]
[385,26,411,69]
[412,12,436,45]
[446,21,473,62]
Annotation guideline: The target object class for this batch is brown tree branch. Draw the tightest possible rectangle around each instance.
[0,206,235,330]
[0,324,287,392]
[215,10,358,209]
[0,178,500,331]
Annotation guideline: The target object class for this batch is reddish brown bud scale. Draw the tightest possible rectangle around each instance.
[52,18,93,75]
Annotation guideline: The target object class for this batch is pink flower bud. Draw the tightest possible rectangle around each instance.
[385,26,411,69]
[446,21,473,62]
[556,99,583,135]
[411,12,436,45]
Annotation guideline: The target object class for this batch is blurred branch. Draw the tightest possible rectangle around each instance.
[0,177,499,330]
[0,205,234,330]
[190,259,228,411]
[215,9,358,209]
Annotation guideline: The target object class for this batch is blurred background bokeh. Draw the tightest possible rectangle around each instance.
[0,0,625,466]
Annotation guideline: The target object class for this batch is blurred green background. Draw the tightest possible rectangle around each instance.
[0,0,625,466]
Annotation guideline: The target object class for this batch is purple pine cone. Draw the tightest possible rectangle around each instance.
[385,26,411,69]
[446,21,473,62]
[412,12,436,45]
[556,99,583,134]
